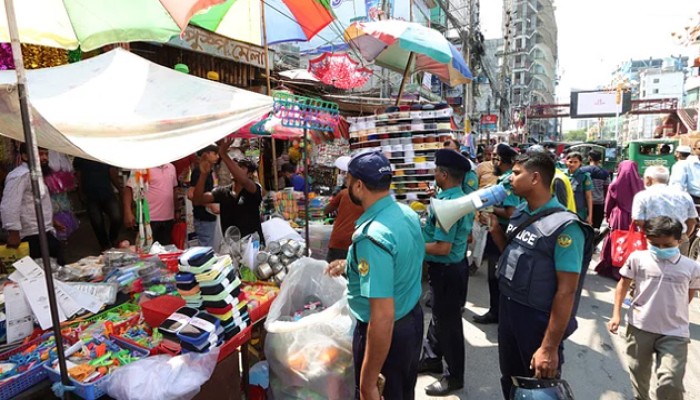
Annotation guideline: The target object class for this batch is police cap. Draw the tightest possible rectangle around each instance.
[435,149,471,172]
[348,151,393,185]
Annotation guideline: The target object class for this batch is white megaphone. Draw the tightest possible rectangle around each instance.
[431,185,509,232]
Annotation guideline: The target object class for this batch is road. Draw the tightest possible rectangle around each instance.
[415,258,700,399]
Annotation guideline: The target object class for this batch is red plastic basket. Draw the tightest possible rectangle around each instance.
[140,295,186,329]
[0,333,54,400]
[218,325,253,362]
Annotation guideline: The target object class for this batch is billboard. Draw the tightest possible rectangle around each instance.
[569,90,632,119]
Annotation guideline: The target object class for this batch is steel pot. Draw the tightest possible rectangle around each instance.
[255,263,273,280]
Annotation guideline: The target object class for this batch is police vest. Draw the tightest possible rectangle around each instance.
[497,208,593,315]
[551,170,576,213]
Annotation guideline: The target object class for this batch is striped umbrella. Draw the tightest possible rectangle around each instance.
[344,20,472,102]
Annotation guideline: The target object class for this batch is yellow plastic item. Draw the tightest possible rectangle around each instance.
[0,242,29,266]
[410,201,427,213]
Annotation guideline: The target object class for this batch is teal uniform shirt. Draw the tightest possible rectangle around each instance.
[346,195,424,323]
[423,186,470,264]
[566,168,593,220]
[519,197,585,273]
[497,170,523,225]
[462,170,478,195]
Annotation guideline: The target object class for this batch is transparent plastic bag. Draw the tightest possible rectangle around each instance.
[104,348,219,400]
[469,219,488,268]
[264,258,355,400]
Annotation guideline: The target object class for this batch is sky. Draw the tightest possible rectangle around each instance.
[479,0,699,130]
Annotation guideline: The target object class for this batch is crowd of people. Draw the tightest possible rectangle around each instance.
[2,136,700,399]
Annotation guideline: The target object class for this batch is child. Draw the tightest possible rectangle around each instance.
[608,216,700,400]
[565,151,593,225]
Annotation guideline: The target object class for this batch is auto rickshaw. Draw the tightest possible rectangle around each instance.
[566,143,619,174]
[626,138,678,176]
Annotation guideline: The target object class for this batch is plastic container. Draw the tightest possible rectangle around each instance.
[140,295,186,328]
[0,333,54,400]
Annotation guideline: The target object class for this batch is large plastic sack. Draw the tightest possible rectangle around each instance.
[265,258,355,399]
[104,348,219,400]
[469,219,489,268]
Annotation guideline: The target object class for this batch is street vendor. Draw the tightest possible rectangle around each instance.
[325,151,424,400]
[192,138,263,242]
[324,156,364,262]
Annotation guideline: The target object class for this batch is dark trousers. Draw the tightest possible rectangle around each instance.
[592,203,605,229]
[498,295,575,399]
[485,228,505,317]
[85,196,121,249]
[424,260,469,382]
[151,220,174,246]
[353,302,423,400]
[326,247,348,263]
[26,232,65,266]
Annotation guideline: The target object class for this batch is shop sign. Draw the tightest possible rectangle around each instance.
[168,26,270,69]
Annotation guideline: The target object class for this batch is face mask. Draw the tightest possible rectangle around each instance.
[649,245,680,260]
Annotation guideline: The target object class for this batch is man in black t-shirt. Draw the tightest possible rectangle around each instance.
[188,145,220,246]
[193,139,263,243]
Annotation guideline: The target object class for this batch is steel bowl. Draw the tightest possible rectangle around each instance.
[255,263,273,280]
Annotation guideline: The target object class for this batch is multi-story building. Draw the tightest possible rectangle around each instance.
[501,0,558,141]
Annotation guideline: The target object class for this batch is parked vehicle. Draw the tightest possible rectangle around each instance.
[625,138,678,176]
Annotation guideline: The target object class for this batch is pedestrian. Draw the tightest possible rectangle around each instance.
[325,151,424,400]
[669,142,700,204]
[418,149,471,396]
[324,156,364,262]
[632,165,697,256]
[565,151,593,225]
[192,138,264,242]
[485,152,593,399]
[473,143,521,325]
[1,144,65,265]
[281,163,306,192]
[581,150,611,229]
[608,216,700,400]
[187,145,220,247]
[595,161,645,280]
[73,157,123,251]
[669,145,692,187]
[123,163,178,246]
[476,145,497,189]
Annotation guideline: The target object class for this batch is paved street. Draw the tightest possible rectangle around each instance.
[415,258,700,399]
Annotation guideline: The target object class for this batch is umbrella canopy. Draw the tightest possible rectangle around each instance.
[0,0,224,51]
[279,69,320,82]
[344,20,472,87]
[190,0,335,46]
[308,52,372,90]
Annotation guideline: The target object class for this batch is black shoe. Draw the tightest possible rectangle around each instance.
[417,358,443,374]
[472,311,498,324]
[425,376,464,396]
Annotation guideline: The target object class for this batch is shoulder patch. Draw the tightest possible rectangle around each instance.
[358,259,370,276]
[557,233,573,248]
[468,179,476,187]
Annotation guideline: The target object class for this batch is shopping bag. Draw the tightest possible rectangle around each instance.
[264,258,355,399]
[611,223,647,267]
[469,219,488,268]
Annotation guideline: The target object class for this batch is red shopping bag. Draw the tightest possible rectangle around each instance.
[171,221,187,250]
[611,223,647,267]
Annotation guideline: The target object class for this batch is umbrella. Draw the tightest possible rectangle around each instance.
[0,0,225,51]
[190,0,335,46]
[344,20,472,104]
[308,52,372,90]
[279,68,320,82]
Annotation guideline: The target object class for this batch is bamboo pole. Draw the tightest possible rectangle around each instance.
[395,52,415,106]
[3,0,71,397]
[261,0,279,190]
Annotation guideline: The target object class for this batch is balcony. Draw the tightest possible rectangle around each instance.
[430,7,447,31]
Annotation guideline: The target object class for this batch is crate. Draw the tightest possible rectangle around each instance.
[44,337,149,400]
[0,333,53,400]
[62,303,141,344]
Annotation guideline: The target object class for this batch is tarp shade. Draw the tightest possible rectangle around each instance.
[0,49,272,169]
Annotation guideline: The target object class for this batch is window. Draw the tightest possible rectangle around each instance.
[653,78,659,84]
[653,89,659,94]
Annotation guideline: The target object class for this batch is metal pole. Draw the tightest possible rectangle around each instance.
[3,0,71,397]
[303,128,310,256]
[395,52,415,106]
[260,1,279,191]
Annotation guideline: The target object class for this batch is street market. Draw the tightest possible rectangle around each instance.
[0,1,698,400]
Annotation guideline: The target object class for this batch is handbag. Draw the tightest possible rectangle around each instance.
[610,223,647,267]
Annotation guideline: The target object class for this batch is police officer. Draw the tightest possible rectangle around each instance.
[484,152,593,399]
[418,149,471,396]
[325,151,424,400]
[473,143,521,324]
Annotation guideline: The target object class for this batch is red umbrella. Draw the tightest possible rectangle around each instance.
[308,52,372,90]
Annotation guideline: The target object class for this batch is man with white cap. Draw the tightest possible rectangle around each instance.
[324,156,364,262]
[669,145,692,191]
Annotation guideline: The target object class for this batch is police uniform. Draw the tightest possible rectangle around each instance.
[345,151,425,400]
[496,197,593,398]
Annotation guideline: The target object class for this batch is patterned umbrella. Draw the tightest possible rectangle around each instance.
[308,52,372,90]
[344,20,472,87]
[0,0,224,51]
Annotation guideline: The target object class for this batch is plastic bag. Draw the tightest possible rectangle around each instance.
[265,258,355,400]
[469,219,488,268]
[104,347,219,400]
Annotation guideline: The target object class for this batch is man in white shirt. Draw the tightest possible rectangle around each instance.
[1,144,64,264]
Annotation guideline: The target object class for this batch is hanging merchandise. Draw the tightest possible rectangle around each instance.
[308,52,372,90]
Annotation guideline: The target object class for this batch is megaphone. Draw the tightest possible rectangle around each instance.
[510,376,575,400]
[431,185,508,232]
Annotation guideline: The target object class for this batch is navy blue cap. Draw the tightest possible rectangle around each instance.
[496,143,518,162]
[435,149,471,172]
[348,151,393,186]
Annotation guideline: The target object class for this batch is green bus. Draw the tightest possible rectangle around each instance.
[626,139,678,176]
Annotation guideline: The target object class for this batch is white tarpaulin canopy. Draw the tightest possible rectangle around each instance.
[0,48,273,169]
